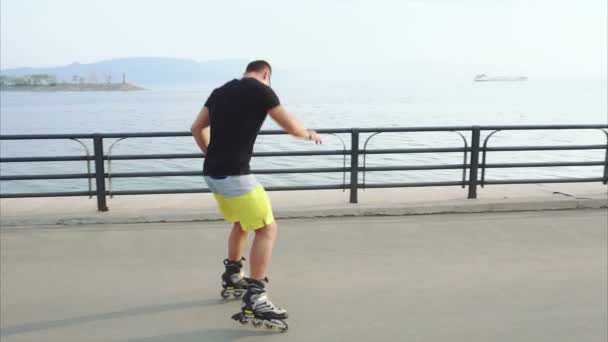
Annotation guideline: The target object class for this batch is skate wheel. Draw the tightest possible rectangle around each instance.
[265,323,274,329]
[278,321,288,333]
[220,289,230,299]
[233,290,244,298]
[234,314,248,325]
[252,321,263,328]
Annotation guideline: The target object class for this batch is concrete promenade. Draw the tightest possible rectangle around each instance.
[1,183,606,226]
[1,210,607,341]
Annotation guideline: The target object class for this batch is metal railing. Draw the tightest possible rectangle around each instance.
[1,124,607,211]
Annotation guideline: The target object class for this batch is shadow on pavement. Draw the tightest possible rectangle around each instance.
[121,328,280,342]
[1,299,222,337]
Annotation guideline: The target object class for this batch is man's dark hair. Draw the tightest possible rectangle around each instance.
[246,60,272,74]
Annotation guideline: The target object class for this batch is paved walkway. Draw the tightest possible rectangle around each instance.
[1,183,606,226]
[1,210,606,341]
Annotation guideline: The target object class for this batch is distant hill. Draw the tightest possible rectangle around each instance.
[0,57,249,84]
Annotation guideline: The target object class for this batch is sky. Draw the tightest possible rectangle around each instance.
[1,0,607,79]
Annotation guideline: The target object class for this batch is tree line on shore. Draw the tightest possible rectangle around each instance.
[1,73,127,87]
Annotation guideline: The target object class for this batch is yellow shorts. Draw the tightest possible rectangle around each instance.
[204,175,274,231]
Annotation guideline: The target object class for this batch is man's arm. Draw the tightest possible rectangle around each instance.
[268,105,322,144]
[191,106,211,154]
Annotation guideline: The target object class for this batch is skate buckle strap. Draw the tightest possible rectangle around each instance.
[223,256,246,266]
[247,276,269,285]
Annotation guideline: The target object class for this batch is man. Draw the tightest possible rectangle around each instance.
[191,60,321,328]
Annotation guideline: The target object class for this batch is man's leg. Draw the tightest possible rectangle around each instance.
[249,221,277,280]
[228,222,249,261]
[238,220,288,325]
[222,222,250,299]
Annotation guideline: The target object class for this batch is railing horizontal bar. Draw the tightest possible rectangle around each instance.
[361,147,467,154]
[254,168,347,174]
[99,129,353,138]
[0,156,92,162]
[480,124,608,130]
[265,184,347,191]
[98,132,192,138]
[3,162,604,181]
[362,181,467,188]
[258,129,353,135]
[484,145,606,151]
[0,191,93,198]
[0,173,91,181]
[361,164,467,171]
[3,148,602,164]
[106,153,203,160]
[2,125,606,140]
[254,150,348,157]
[107,168,348,178]
[484,177,605,185]
[6,164,539,181]
[356,127,473,133]
[0,134,95,140]
[97,125,606,138]
[104,150,348,160]
[485,161,605,168]
[4,147,604,163]
[107,184,347,196]
[109,171,200,178]
[107,188,211,195]
[105,149,469,159]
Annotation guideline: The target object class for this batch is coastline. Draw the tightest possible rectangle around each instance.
[0,83,145,92]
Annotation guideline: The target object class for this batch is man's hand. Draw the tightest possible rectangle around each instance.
[305,130,322,144]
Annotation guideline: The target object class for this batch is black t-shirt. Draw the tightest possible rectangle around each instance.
[202,77,280,176]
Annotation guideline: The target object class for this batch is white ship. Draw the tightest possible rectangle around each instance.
[474,74,528,82]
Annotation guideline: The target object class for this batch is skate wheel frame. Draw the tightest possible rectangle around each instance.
[220,289,230,299]
[231,313,288,332]
[221,287,245,300]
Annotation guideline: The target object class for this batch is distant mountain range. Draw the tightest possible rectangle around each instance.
[0,57,250,84]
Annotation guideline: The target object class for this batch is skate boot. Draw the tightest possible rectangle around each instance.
[220,258,249,300]
[231,278,289,332]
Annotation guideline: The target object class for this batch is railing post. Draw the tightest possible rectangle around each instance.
[93,134,108,211]
[468,126,481,199]
[350,129,360,203]
[603,145,608,185]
